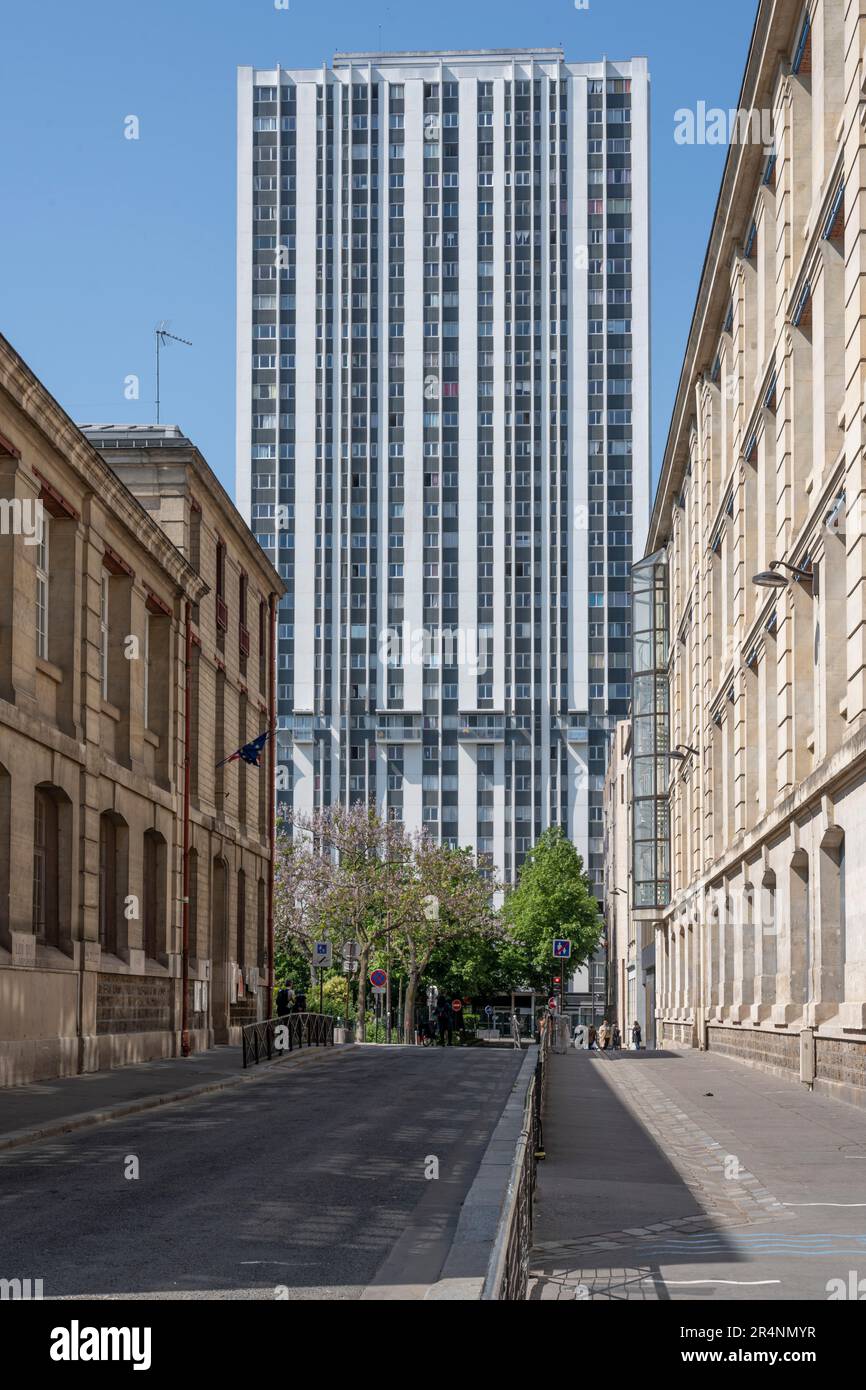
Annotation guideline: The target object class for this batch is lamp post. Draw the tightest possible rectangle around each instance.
[752,560,814,590]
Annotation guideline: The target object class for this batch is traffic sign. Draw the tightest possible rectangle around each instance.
[452,999,463,1013]
[314,941,333,969]
[370,968,388,988]
[372,986,386,997]
[553,939,572,960]
[548,997,558,1011]
[484,1005,494,1017]
[343,941,360,960]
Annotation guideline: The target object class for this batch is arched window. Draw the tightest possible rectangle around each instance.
[0,762,10,947]
[99,815,117,955]
[143,829,167,961]
[257,877,266,970]
[99,813,129,957]
[33,788,59,947]
[236,868,247,968]
[188,848,199,959]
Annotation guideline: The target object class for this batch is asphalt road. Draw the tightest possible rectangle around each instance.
[0,1045,525,1301]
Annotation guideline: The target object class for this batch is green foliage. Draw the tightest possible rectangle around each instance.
[422,933,512,1001]
[273,941,311,996]
[501,827,602,990]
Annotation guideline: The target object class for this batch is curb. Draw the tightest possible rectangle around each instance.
[0,1044,358,1154]
[425,1046,538,1301]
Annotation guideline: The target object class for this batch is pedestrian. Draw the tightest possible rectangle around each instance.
[588,1025,598,1051]
[436,997,453,1047]
[275,980,294,1021]
[612,1024,622,1051]
[599,1019,611,1050]
[631,1020,642,1050]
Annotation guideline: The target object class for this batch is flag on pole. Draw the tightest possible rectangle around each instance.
[216,731,270,769]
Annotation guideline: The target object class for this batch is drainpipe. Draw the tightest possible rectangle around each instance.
[181,599,192,1056]
[267,591,277,1014]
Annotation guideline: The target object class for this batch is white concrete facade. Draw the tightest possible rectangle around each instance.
[237,49,650,889]
[642,0,866,1102]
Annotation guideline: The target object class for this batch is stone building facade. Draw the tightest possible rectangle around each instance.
[604,719,655,1045]
[0,334,282,1086]
[642,0,866,1106]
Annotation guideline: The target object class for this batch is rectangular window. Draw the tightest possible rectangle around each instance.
[143,613,151,730]
[36,519,49,660]
[99,573,110,699]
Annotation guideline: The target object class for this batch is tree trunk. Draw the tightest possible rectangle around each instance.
[357,945,369,1037]
[403,967,420,1044]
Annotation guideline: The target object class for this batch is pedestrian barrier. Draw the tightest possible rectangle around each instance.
[484,1020,550,1300]
[241,1012,334,1068]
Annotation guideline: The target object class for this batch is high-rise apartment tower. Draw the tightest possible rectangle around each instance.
[237,49,650,893]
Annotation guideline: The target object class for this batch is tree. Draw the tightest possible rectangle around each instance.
[274,808,500,1040]
[423,933,512,1003]
[274,806,411,1032]
[502,828,602,990]
[387,837,501,1039]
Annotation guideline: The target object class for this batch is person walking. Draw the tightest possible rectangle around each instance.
[599,1019,611,1050]
[612,1024,622,1051]
[588,1025,598,1051]
[275,980,294,1021]
[435,997,453,1047]
[631,1020,643,1050]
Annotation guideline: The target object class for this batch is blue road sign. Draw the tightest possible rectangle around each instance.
[553,939,572,960]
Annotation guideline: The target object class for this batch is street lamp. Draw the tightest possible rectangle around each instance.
[752,560,814,589]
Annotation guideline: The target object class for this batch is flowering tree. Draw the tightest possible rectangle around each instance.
[274,805,411,1030]
[274,806,499,1038]
[387,836,502,1039]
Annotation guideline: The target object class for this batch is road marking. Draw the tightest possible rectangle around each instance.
[782,1202,866,1208]
[645,1278,782,1287]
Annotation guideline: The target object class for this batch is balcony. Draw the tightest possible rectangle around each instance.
[239,624,251,659]
[286,715,315,743]
[375,713,423,743]
[216,596,228,632]
[458,713,506,742]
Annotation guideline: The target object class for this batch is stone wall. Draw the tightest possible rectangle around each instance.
[95,974,173,1036]
[707,1025,799,1076]
[662,1021,694,1047]
[815,1036,866,1103]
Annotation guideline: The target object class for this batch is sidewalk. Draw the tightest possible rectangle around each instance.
[530,1047,866,1301]
[0,1041,354,1153]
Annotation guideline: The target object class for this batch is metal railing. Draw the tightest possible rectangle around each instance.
[241,1012,334,1068]
[484,1021,550,1300]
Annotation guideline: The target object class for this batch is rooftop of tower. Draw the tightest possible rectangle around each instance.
[332,47,566,64]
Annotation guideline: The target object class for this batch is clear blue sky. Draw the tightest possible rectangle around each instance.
[0,0,757,496]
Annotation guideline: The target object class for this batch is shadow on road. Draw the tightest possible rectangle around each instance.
[530,1051,747,1300]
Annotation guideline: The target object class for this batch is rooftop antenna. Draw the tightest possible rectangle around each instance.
[155,321,193,424]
